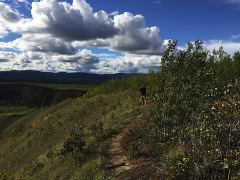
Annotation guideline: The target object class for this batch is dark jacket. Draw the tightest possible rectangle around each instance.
[140,87,146,96]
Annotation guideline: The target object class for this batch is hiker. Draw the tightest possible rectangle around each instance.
[140,84,147,105]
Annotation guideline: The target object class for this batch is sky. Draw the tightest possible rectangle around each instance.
[0,0,240,73]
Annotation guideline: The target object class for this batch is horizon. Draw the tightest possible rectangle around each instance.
[0,0,240,74]
[0,69,142,74]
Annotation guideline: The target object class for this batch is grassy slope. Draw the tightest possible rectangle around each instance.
[0,106,35,136]
[0,83,87,107]
[0,80,144,179]
[0,83,90,141]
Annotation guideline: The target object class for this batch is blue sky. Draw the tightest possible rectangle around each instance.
[88,0,240,43]
[0,0,240,73]
[8,0,240,43]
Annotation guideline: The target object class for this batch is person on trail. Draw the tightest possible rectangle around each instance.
[140,84,147,105]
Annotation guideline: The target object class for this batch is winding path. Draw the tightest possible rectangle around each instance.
[104,112,163,179]
[105,127,132,179]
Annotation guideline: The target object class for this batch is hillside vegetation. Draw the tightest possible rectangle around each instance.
[0,83,87,107]
[0,75,148,179]
[122,41,240,179]
[0,41,240,179]
[0,83,88,141]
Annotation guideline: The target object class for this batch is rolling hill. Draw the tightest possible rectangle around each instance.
[0,75,148,179]
[0,83,86,107]
[0,71,140,84]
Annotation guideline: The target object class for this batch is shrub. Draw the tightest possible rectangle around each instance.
[88,120,105,143]
[163,147,188,171]
[152,41,240,178]
[62,129,87,163]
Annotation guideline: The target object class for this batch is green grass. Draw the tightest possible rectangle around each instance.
[0,84,142,179]
[72,156,105,180]
[0,74,154,179]
[0,81,92,141]
[0,83,87,107]
[0,106,36,136]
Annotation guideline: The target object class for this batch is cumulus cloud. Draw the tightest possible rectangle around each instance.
[204,40,240,56]
[0,2,22,37]
[0,49,161,74]
[0,0,167,73]
[18,0,117,41]
[0,51,15,62]
[95,53,162,74]
[0,2,21,23]
[7,34,77,55]
[179,40,240,56]
[109,11,119,16]
[73,12,166,55]
[110,12,165,54]
[0,25,8,38]
[52,49,99,71]
[5,0,166,55]
[0,49,99,72]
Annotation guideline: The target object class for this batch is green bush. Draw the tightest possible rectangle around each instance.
[63,129,87,163]
[163,147,188,171]
[152,40,240,178]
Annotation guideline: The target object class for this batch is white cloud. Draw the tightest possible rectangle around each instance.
[95,53,162,74]
[0,51,16,62]
[0,25,8,38]
[110,12,165,55]
[7,34,77,55]
[5,0,166,55]
[231,34,240,40]
[0,49,162,74]
[179,40,240,56]
[0,2,20,37]
[204,40,240,56]
[18,0,117,41]
[0,0,167,73]
[109,11,119,16]
[0,49,99,72]
[72,12,166,55]
[0,2,21,23]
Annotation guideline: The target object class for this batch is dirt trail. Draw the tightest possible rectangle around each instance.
[105,127,132,179]
[104,112,163,179]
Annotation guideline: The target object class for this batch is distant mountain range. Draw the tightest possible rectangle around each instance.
[0,71,141,84]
